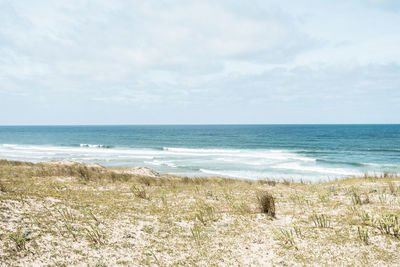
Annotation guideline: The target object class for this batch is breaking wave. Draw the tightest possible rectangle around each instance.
[0,144,398,181]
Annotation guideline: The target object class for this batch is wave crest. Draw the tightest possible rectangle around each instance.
[79,144,113,148]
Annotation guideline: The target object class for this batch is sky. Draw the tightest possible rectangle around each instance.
[0,0,400,125]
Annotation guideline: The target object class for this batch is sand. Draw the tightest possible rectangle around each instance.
[0,159,399,266]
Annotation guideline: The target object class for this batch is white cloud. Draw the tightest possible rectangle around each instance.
[0,0,399,123]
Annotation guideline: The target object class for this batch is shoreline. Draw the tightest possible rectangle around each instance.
[1,159,400,265]
[3,157,398,184]
[1,156,397,184]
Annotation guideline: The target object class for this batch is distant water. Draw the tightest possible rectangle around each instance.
[0,125,399,181]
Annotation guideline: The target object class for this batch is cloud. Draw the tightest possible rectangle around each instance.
[0,0,399,124]
[0,0,311,94]
[89,63,400,113]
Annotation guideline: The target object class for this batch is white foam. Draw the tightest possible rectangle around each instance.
[273,162,360,176]
[145,160,178,168]
[163,147,241,153]
[215,157,264,166]
[144,161,162,166]
[0,143,375,181]
[361,162,399,168]
[2,144,19,148]
[163,147,316,162]
[116,155,154,159]
[199,169,311,180]
[199,169,262,179]
[80,144,107,148]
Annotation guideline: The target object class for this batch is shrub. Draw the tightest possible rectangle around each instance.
[84,222,105,246]
[257,191,276,217]
[310,214,331,228]
[351,190,370,205]
[131,185,150,200]
[388,181,397,195]
[352,191,362,205]
[272,228,297,249]
[0,181,6,192]
[357,226,370,245]
[9,229,31,251]
[258,180,277,186]
[138,176,152,186]
[357,210,371,225]
[190,225,202,246]
[373,214,400,238]
[195,201,217,225]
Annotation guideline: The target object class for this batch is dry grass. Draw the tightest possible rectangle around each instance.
[0,159,400,266]
[257,191,276,218]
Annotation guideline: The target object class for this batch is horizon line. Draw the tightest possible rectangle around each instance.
[0,123,399,127]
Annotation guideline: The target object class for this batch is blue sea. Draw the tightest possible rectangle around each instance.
[0,125,399,181]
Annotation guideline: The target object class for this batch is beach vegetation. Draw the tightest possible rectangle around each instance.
[131,185,150,200]
[194,201,217,225]
[138,176,152,186]
[56,208,76,224]
[257,179,277,186]
[387,181,397,195]
[310,214,331,228]
[190,224,205,246]
[373,214,400,238]
[0,159,399,265]
[84,222,105,246]
[8,229,31,252]
[357,226,370,245]
[357,210,372,225]
[272,228,297,250]
[257,191,276,217]
[231,199,251,214]
[0,181,6,192]
[351,189,370,205]
[378,193,388,204]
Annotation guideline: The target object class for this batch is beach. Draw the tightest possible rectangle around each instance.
[1,159,400,266]
[2,0,400,265]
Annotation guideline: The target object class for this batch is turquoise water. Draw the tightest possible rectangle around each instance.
[0,125,399,181]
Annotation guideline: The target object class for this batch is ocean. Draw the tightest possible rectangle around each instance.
[0,125,399,181]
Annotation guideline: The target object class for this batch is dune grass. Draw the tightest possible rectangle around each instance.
[0,159,400,266]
